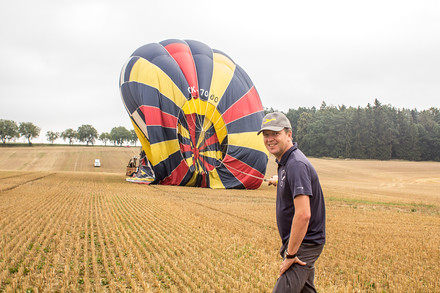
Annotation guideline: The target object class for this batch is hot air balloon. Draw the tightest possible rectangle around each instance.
[119,39,268,189]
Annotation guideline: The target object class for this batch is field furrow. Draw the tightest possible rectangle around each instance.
[109,184,277,291]
[0,172,48,192]
[110,191,187,291]
[0,174,79,291]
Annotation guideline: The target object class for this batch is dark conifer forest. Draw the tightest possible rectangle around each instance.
[266,99,440,161]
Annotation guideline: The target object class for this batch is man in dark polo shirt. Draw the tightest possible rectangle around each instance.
[258,112,326,293]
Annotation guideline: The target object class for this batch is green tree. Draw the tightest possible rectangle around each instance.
[130,129,139,146]
[296,111,314,152]
[372,100,395,160]
[285,107,316,140]
[61,128,77,144]
[110,126,132,146]
[0,119,18,144]
[393,109,420,160]
[417,108,440,161]
[263,107,277,115]
[325,105,352,158]
[46,131,59,144]
[19,122,40,145]
[77,124,98,146]
[99,132,111,146]
[349,106,369,159]
[362,103,380,159]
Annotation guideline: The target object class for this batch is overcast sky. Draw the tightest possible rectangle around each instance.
[1,0,439,143]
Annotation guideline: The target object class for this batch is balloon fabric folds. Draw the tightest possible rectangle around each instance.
[119,39,268,189]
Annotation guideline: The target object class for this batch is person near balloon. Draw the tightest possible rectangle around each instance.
[258,112,326,293]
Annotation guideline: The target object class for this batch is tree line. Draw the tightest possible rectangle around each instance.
[0,120,138,146]
[266,99,440,161]
[3,99,439,161]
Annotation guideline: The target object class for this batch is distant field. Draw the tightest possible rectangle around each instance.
[1,146,439,292]
[0,146,139,173]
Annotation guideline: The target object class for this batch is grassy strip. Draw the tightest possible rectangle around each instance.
[326,196,438,211]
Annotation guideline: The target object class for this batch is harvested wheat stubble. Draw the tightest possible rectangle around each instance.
[0,146,439,292]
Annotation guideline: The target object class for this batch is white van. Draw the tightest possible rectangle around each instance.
[94,159,101,167]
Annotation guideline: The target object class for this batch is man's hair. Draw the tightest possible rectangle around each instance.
[283,128,292,134]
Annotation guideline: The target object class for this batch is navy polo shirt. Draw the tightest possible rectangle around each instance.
[276,143,326,245]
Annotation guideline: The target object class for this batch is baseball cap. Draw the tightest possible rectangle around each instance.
[257,112,292,135]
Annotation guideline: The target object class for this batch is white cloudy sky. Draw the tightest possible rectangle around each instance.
[1,0,439,142]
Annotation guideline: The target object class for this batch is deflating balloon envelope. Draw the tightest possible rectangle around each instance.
[119,39,268,189]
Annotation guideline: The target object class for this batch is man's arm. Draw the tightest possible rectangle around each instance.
[278,194,311,277]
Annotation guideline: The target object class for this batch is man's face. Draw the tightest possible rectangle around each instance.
[262,129,292,159]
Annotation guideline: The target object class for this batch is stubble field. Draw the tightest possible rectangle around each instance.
[0,146,439,292]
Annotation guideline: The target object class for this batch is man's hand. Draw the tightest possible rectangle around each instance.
[268,175,278,186]
[279,256,306,277]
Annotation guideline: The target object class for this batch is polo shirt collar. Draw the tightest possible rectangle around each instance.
[276,143,298,166]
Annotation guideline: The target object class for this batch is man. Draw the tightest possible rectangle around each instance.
[258,112,326,293]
